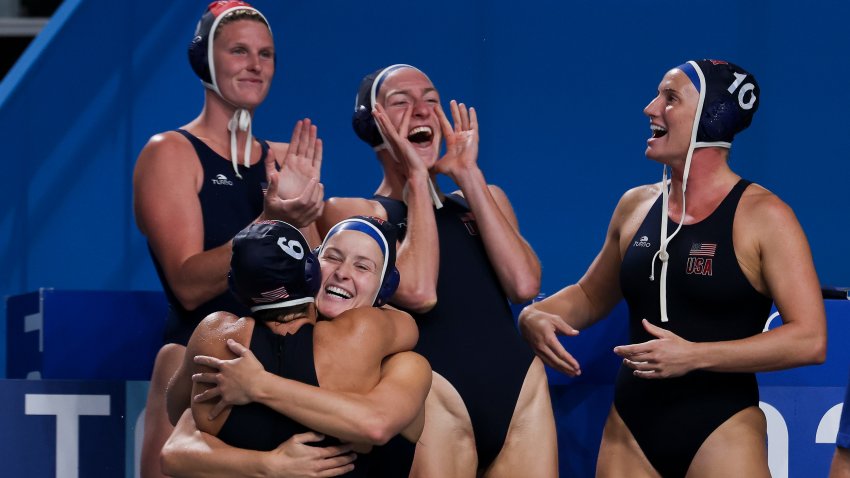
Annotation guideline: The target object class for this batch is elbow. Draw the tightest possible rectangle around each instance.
[359,414,396,445]
[508,276,541,305]
[174,291,201,312]
[792,329,827,367]
[399,287,438,314]
[159,444,181,477]
[807,335,827,365]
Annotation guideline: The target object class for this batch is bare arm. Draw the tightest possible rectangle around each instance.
[372,103,440,312]
[195,348,431,445]
[133,133,233,311]
[193,307,425,444]
[830,448,850,478]
[615,189,827,377]
[133,124,324,311]
[161,409,356,478]
[433,101,539,303]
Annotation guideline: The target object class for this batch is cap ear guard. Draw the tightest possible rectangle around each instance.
[229,220,319,312]
[352,104,384,147]
[374,266,400,307]
[680,59,759,148]
[303,250,322,297]
[352,64,428,150]
[188,30,212,85]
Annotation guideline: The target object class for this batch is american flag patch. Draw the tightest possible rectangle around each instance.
[252,285,290,303]
[689,243,717,257]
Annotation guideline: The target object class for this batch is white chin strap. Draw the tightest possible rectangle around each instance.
[227,108,252,179]
[204,6,269,180]
[648,61,706,323]
[402,177,444,209]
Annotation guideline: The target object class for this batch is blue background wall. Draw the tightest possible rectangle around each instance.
[0,0,848,382]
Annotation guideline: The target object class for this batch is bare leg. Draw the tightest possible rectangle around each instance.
[596,406,660,478]
[409,372,477,478]
[140,343,184,478]
[482,357,558,478]
[686,406,769,478]
[830,447,850,478]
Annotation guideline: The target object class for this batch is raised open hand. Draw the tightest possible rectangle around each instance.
[432,100,479,179]
[372,102,430,178]
[277,119,323,197]
[262,119,324,227]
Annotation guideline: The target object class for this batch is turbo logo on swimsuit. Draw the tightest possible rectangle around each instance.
[634,235,652,248]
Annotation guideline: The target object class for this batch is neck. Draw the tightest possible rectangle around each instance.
[666,147,740,221]
[265,308,318,335]
[373,150,442,202]
[186,92,255,156]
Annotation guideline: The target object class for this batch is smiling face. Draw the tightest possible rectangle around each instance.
[211,18,274,109]
[376,67,442,168]
[315,230,385,318]
[643,67,699,164]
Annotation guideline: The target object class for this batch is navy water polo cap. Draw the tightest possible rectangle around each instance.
[229,221,321,313]
[352,64,430,150]
[188,1,271,96]
[676,59,759,149]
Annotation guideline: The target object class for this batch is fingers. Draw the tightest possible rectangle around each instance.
[372,103,402,144]
[543,336,582,376]
[293,431,326,445]
[626,358,662,379]
[191,385,220,403]
[280,178,323,227]
[551,317,580,337]
[457,102,470,131]
[208,399,228,420]
[399,104,413,141]
[642,318,671,338]
[265,147,279,178]
[313,138,323,173]
[449,100,462,133]
[193,355,222,369]
[225,338,249,357]
[622,357,653,372]
[469,106,478,134]
[613,340,652,358]
[298,119,314,158]
[318,456,357,477]
[288,119,303,157]
[435,102,454,137]
[264,166,279,203]
[191,372,219,385]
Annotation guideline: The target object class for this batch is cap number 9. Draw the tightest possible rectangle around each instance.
[277,237,305,260]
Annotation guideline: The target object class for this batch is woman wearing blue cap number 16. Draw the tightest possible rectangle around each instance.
[519,60,827,477]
